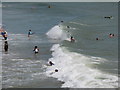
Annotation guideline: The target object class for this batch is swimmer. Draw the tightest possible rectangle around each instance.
[61,21,64,23]
[112,34,114,37]
[96,38,99,40]
[49,61,54,66]
[109,33,113,38]
[4,41,8,52]
[70,36,75,42]
[55,69,58,72]
[33,46,39,54]
[1,30,8,40]
[104,16,112,19]
[67,26,70,28]
[48,5,51,8]
[28,30,33,37]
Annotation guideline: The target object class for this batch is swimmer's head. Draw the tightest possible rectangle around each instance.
[35,46,37,48]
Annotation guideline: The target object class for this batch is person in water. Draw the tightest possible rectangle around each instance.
[67,26,70,28]
[4,41,8,52]
[49,61,54,66]
[28,30,33,37]
[104,16,112,19]
[109,33,115,38]
[33,46,39,54]
[48,5,51,8]
[1,30,8,40]
[96,38,99,40]
[55,69,58,72]
[70,36,75,42]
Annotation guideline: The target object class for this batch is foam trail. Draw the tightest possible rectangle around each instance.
[46,44,118,88]
[46,25,68,40]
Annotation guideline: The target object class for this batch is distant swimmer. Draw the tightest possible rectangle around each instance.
[48,61,54,66]
[55,69,58,72]
[67,26,70,28]
[112,34,114,37]
[96,38,99,40]
[61,21,64,23]
[1,30,8,40]
[48,5,51,8]
[70,36,75,42]
[28,30,34,37]
[109,33,114,38]
[4,41,8,52]
[33,46,39,54]
[104,16,112,19]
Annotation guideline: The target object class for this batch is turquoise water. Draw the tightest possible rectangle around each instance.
[2,2,118,88]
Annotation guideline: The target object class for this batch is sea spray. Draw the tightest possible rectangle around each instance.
[46,44,118,88]
[46,25,68,40]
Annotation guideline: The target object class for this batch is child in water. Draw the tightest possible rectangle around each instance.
[33,46,39,54]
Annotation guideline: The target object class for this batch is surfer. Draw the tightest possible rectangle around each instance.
[4,41,8,52]
[33,46,39,54]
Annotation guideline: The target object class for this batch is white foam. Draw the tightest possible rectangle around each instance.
[46,25,68,40]
[46,44,118,88]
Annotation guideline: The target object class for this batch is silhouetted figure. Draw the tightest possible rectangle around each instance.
[48,5,51,8]
[96,38,99,40]
[70,36,75,42]
[55,69,58,72]
[4,41,8,52]
[49,61,54,66]
[104,16,112,19]
[67,26,70,28]
[112,34,114,37]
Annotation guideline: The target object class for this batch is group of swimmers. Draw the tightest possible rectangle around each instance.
[27,30,40,54]
[96,33,116,41]
[60,21,75,42]
[0,27,8,53]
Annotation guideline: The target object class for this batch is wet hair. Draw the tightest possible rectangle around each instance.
[48,5,51,8]
[55,69,58,72]
[35,46,37,48]
[96,38,99,40]
[71,36,73,39]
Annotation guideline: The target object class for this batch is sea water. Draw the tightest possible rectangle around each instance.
[2,2,118,88]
